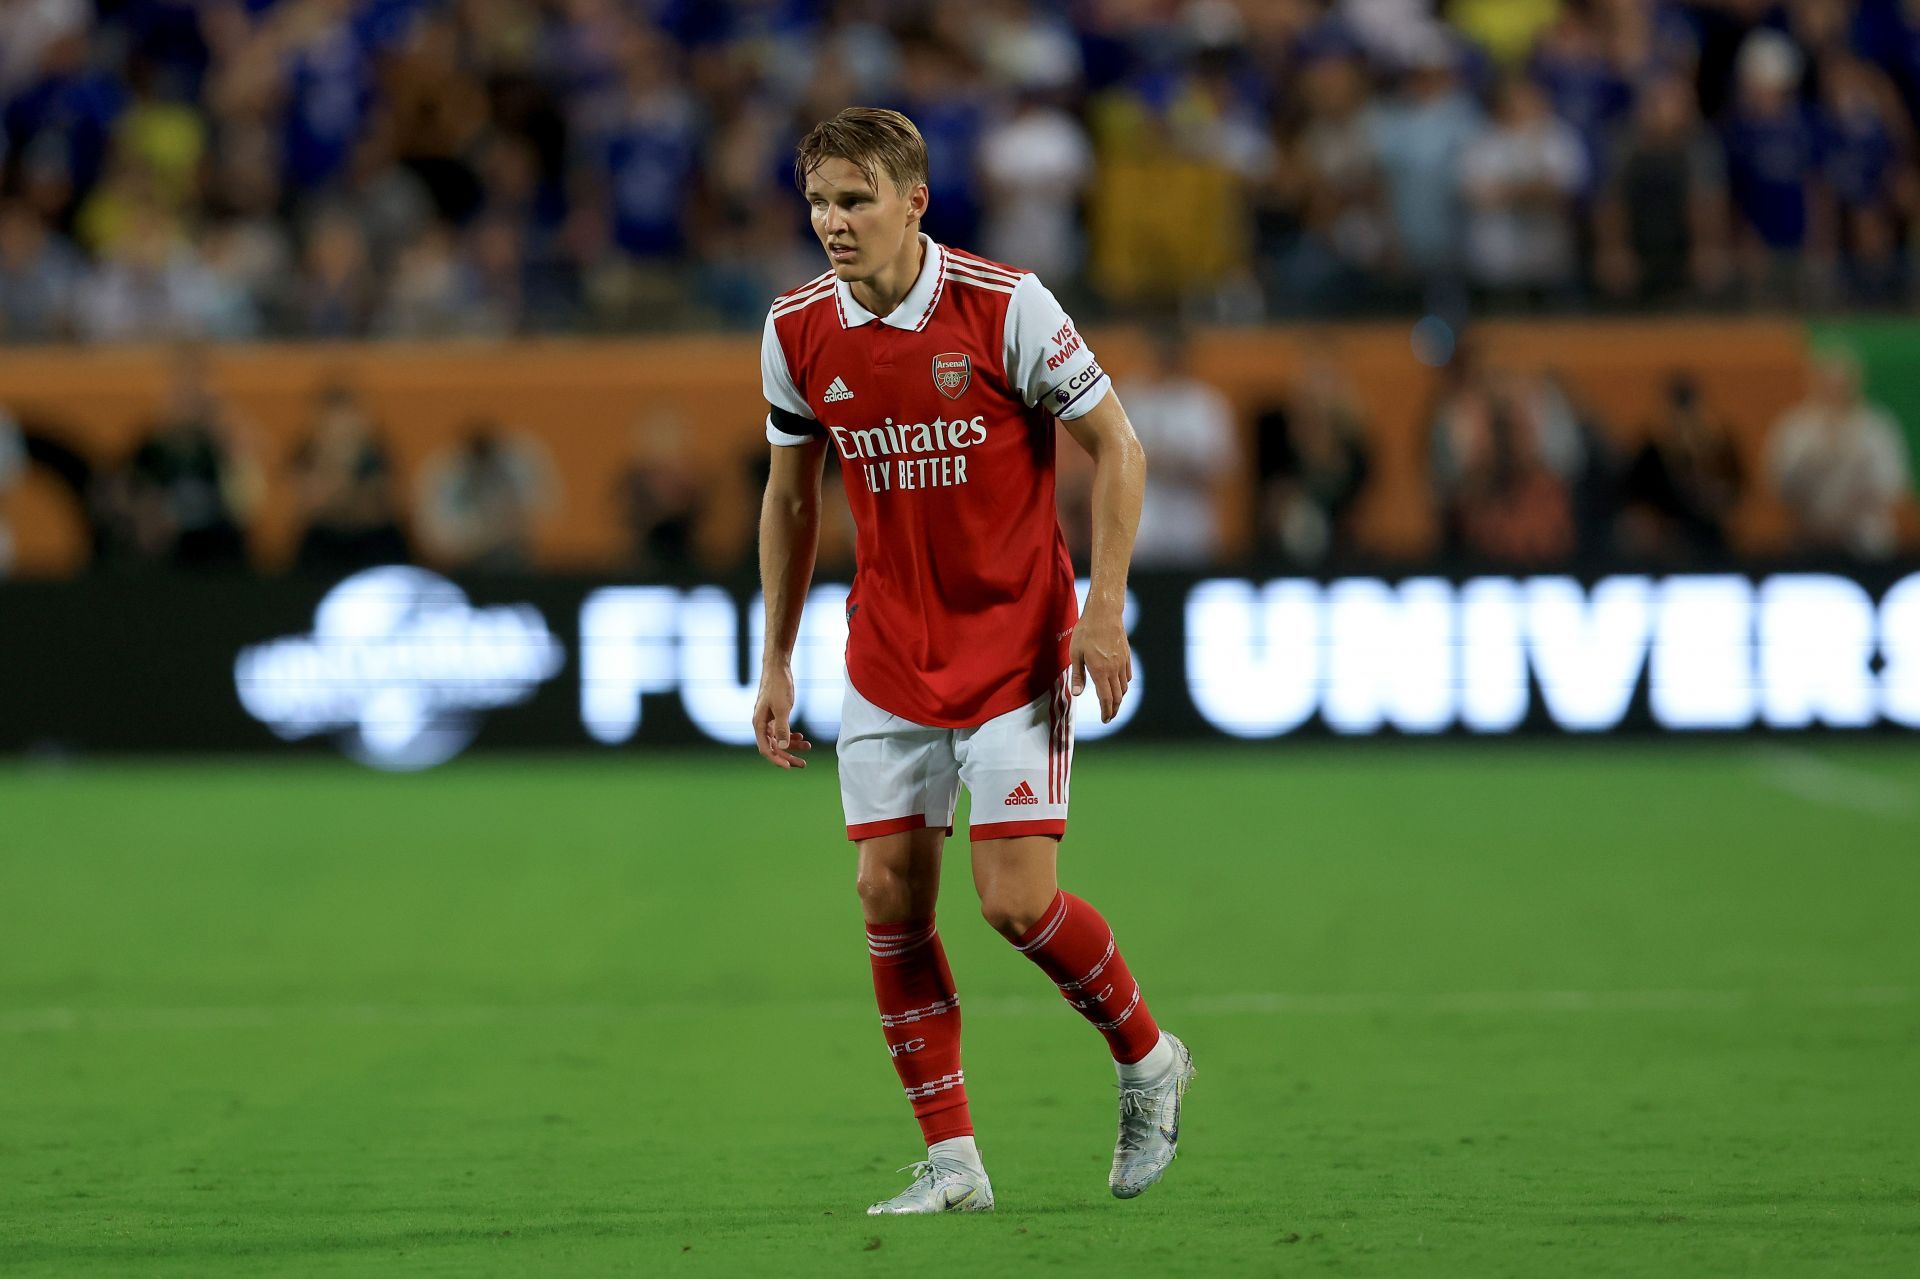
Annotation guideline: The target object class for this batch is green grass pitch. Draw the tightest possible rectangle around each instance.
[2,742,1917,1276]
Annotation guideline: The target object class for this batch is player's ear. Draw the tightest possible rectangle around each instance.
[906,182,930,224]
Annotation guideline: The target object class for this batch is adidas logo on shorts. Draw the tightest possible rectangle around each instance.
[1005,781,1040,806]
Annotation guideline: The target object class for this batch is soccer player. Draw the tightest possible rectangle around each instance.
[752,108,1194,1215]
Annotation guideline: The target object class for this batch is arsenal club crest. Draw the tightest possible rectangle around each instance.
[932,352,971,400]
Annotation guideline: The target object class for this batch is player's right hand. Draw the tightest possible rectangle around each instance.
[752,665,812,769]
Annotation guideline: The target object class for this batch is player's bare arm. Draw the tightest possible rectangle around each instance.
[1063,389,1147,723]
[752,434,828,768]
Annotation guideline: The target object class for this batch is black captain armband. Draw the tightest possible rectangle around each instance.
[769,405,826,439]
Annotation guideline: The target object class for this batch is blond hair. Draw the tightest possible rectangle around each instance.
[794,107,929,195]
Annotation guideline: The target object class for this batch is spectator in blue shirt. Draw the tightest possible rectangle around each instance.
[3,31,126,218]
[280,3,374,195]
[1527,5,1634,200]
[1817,53,1911,303]
[1721,31,1830,303]
[590,32,697,261]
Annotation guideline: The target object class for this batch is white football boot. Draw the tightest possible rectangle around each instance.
[1109,1032,1195,1199]
[866,1159,996,1215]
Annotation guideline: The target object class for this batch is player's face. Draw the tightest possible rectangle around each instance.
[804,158,926,282]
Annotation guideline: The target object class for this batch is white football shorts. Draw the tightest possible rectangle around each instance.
[837,673,1073,842]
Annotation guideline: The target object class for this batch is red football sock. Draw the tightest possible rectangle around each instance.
[1012,891,1162,1064]
[867,917,971,1145]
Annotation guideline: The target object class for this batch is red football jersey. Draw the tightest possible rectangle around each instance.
[763,235,1112,728]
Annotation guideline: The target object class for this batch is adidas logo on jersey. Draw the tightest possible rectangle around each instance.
[823,376,855,403]
[1006,781,1040,806]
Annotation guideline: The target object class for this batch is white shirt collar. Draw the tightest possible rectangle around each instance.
[836,234,946,331]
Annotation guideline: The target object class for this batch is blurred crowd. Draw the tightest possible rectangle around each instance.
[5,0,1920,344]
[12,345,569,575]
[1,331,1911,579]
[1094,327,1912,567]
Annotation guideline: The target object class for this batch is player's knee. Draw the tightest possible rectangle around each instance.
[855,866,917,923]
[979,893,1045,941]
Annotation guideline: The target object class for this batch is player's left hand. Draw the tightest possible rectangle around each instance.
[1069,607,1131,723]
[752,665,814,769]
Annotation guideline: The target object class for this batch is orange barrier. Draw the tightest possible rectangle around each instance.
[0,318,1813,578]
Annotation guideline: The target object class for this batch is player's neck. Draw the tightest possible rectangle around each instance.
[849,232,924,321]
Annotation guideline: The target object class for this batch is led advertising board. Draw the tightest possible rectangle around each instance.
[1,568,1914,768]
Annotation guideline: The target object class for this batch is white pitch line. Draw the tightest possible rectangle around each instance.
[0,987,1907,1035]
[1753,745,1918,819]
